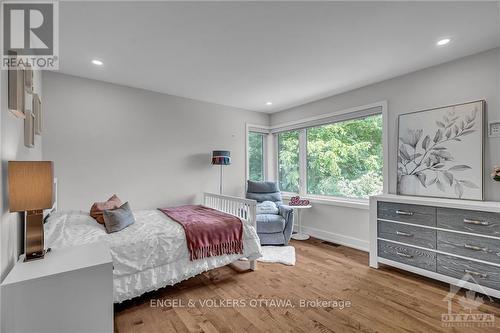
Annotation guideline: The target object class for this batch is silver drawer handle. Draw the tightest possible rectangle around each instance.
[463,218,490,226]
[396,210,414,216]
[396,231,414,237]
[464,244,487,252]
[464,269,488,279]
[396,252,413,258]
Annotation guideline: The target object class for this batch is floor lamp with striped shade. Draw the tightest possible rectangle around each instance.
[212,150,231,194]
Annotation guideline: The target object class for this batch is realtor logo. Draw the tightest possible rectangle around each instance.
[441,273,495,328]
[1,0,59,69]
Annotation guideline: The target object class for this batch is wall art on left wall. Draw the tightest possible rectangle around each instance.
[24,64,33,92]
[6,51,40,147]
[24,111,35,148]
[397,100,484,200]
[34,94,42,135]
[7,51,25,119]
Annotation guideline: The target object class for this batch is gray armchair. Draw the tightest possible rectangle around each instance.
[246,181,294,245]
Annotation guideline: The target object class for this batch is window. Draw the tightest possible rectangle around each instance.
[307,114,383,199]
[278,130,300,193]
[276,112,383,200]
[248,131,265,181]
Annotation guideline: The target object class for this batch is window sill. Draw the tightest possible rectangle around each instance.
[282,193,369,210]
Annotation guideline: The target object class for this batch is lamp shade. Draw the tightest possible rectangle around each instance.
[8,161,54,212]
[212,150,231,165]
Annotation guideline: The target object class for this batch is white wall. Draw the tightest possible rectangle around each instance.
[292,203,370,251]
[0,70,43,327]
[42,72,269,211]
[272,48,500,251]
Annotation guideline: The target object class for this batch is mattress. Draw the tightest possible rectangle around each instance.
[44,209,262,302]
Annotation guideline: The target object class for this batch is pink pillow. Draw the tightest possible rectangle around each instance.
[90,194,122,224]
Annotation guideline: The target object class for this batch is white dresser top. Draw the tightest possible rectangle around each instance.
[1,242,112,286]
[371,194,500,213]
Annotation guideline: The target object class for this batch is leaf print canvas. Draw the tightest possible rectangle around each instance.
[397,101,484,200]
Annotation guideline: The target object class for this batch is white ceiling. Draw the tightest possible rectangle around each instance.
[57,1,500,112]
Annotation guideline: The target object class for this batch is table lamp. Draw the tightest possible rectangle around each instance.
[212,150,231,194]
[8,161,54,261]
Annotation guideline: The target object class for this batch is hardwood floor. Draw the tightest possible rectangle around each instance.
[114,238,500,332]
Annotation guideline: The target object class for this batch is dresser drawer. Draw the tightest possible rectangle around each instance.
[378,221,436,249]
[437,231,500,264]
[437,208,500,237]
[378,240,436,271]
[378,202,436,226]
[437,254,500,290]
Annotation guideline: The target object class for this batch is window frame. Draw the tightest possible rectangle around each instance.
[245,124,271,184]
[275,128,305,197]
[276,129,301,193]
[273,101,388,207]
[247,131,267,182]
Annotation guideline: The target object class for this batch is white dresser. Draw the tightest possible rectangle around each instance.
[1,242,113,333]
[370,194,500,299]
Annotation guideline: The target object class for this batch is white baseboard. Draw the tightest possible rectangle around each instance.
[294,224,369,252]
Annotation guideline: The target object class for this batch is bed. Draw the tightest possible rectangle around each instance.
[44,193,262,303]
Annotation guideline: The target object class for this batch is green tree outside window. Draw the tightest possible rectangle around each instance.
[278,130,300,192]
[277,114,383,198]
[248,132,264,181]
[306,114,383,198]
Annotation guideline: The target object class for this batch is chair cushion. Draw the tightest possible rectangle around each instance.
[247,191,283,204]
[246,181,283,205]
[256,214,285,234]
[247,180,280,193]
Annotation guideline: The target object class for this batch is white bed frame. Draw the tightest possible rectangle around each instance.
[203,192,258,270]
[46,187,258,271]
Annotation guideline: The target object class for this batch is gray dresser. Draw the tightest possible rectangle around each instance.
[370,194,500,298]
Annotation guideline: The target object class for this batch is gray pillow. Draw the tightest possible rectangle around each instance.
[103,202,135,233]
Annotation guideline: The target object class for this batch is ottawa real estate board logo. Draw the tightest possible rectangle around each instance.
[1,1,59,69]
[442,273,495,328]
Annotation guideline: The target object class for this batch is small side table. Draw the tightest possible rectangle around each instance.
[290,204,312,240]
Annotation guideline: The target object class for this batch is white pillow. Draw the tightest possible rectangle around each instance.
[256,201,279,215]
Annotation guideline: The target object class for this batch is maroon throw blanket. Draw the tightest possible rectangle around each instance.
[158,205,243,261]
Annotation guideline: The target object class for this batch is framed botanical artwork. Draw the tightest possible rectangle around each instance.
[24,112,35,148]
[33,94,42,135]
[397,100,484,200]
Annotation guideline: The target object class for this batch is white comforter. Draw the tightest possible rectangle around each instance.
[44,210,262,302]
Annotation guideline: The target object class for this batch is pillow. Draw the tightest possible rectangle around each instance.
[90,194,122,224]
[103,202,135,233]
[256,201,279,215]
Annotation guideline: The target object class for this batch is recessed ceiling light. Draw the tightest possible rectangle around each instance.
[91,59,103,66]
[266,101,273,106]
[436,38,451,46]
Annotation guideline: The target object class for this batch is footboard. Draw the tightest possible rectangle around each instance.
[203,192,258,270]
[203,192,256,229]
